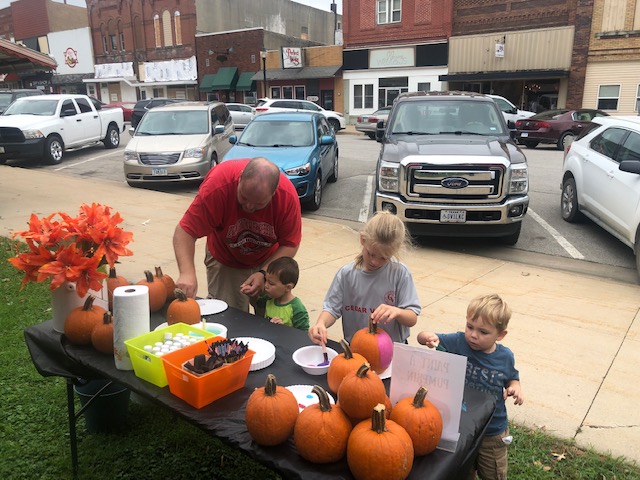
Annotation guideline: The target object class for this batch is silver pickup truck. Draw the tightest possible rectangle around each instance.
[0,94,124,165]
[374,91,529,245]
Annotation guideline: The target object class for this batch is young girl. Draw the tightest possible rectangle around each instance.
[308,211,421,346]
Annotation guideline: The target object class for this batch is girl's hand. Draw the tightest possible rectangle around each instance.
[308,324,327,346]
[370,304,399,325]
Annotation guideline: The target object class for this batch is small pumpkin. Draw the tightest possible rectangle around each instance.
[327,339,367,394]
[347,403,414,480]
[154,266,176,301]
[106,266,129,311]
[390,386,443,456]
[91,311,115,354]
[350,317,394,373]
[137,270,167,312]
[64,295,106,346]
[167,288,201,325]
[293,385,352,463]
[337,362,387,422]
[245,374,299,446]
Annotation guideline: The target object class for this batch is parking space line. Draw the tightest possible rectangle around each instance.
[54,151,116,171]
[528,208,584,259]
[358,175,374,223]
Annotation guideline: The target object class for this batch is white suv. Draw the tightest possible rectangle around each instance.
[255,98,345,131]
[487,94,535,129]
[561,116,640,274]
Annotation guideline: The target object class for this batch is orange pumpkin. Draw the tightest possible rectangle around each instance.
[64,295,106,346]
[137,270,167,312]
[350,317,394,373]
[293,385,352,463]
[166,288,200,325]
[245,374,299,446]
[154,266,176,301]
[347,404,414,480]
[327,339,367,394]
[337,362,386,422]
[390,386,443,456]
[91,311,115,354]
[106,266,129,311]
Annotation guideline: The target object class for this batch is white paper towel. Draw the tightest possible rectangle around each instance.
[113,285,150,370]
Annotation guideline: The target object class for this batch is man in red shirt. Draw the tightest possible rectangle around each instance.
[173,157,302,311]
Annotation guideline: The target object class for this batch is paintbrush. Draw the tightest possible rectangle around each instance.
[318,342,330,366]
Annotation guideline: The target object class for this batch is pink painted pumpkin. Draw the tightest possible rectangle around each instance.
[350,318,393,373]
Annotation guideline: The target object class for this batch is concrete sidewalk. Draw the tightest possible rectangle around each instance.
[1,165,639,464]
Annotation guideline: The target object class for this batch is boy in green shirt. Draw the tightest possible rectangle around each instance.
[255,257,309,331]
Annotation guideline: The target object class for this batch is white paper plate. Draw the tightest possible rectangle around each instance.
[233,337,275,371]
[197,298,228,315]
[377,362,392,380]
[153,322,227,338]
[286,384,335,412]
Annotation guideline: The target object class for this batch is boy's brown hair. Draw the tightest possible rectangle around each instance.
[266,257,299,287]
[467,294,511,332]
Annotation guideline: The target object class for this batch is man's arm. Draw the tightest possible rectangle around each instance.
[239,245,299,297]
[173,224,198,298]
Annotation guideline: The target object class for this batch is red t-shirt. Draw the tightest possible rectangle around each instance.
[179,158,302,269]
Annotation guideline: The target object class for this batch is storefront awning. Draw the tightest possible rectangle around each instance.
[251,65,341,82]
[199,74,216,92]
[236,71,256,91]
[439,69,569,82]
[211,67,238,90]
[0,38,57,73]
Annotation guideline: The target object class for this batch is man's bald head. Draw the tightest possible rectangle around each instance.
[237,157,281,212]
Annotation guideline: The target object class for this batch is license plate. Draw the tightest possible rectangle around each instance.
[152,168,167,176]
[520,132,529,137]
[0,147,4,153]
[440,210,466,223]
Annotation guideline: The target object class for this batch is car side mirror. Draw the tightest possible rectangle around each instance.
[61,108,76,117]
[128,127,135,137]
[229,135,237,144]
[509,130,517,140]
[619,160,640,175]
[320,135,334,145]
[213,125,225,135]
[375,119,385,142]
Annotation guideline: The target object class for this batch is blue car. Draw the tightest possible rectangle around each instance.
[222,111,339,211]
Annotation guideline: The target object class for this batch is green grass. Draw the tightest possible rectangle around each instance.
[1,236,639,479]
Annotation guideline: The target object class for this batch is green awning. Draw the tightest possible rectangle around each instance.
[199,74,216,92]
[211,67,238,90]
[236,71,256,91]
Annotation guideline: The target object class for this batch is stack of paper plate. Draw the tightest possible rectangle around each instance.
[285,384,335,412]
[233,337,275,371]
[196,299,228,316]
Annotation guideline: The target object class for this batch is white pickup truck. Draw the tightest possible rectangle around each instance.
[0,94,124,165]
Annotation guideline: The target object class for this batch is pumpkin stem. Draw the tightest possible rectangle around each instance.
[144,270,154,282]
[368,316,378,334]
[82,295,96,311]
[264,373,278,396]
[356,362,371,378]
[102,311,113,325]
[109,267,118,278]
[339,338,354,360]
[311,385,333,413]
[174,288,188,302]
[371,403,388,434]
[155,266,164,278]
[412,386,428,408]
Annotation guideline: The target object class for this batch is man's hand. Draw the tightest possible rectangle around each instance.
[240,271,265,297]
[175,272,198,298]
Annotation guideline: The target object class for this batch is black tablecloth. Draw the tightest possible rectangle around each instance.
[24,308,495,480]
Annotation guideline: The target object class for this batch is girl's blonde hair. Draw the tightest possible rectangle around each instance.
[467,294,512,332]
[355,211,411,268]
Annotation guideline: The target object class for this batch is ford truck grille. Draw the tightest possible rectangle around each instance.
[139,152,181,165]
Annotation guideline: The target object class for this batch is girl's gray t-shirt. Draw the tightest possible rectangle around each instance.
[322,260,421,343]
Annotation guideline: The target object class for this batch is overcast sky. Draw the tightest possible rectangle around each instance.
[0,0,342,14]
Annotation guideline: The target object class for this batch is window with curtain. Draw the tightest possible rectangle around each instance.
[162,10,173,47]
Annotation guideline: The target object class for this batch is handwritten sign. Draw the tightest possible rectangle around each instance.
[389,343,467,452]
[370,47,414,69]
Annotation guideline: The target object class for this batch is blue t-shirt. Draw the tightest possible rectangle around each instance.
[438,332,519,436]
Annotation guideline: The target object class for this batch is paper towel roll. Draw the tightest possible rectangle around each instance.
[113,285,150,371]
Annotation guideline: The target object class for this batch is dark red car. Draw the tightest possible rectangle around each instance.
[514,108,609,150]
[102,101,136,122]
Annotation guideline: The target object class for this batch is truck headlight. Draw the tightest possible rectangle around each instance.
[184,147,205,159]
[508,163,528,194]
[285,162,311,176]
[22,129,44,139]
[378,160,399,192]
[123,150,138,162]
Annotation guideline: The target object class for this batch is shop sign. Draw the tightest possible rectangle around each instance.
[282,47,303,68]
[370,47,414,69]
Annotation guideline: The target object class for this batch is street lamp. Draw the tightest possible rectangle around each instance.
[260,48,267,98]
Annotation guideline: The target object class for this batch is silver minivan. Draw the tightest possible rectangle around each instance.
[123,101,233,186]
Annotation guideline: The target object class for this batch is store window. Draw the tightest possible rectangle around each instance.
[270,87,281,99]
[377,0,401,24]
[378,77,408,107]
[417,82,431,93]
[283,86,293,99]
[597,85,620,110]
[295,86,305,100]
[353,84,374,109]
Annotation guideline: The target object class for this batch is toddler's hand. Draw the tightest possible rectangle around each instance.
[505,385,524,406]
[417,331,439,348]
[270,317,284,325]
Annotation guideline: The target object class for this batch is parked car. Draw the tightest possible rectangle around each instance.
[487,94,535,130]
[560,116,640,275]
[514,109,609,150]
[102,101,136,122]
[0,89,43,114]
[223,111,338,211]
[356,107,391,139]
[130,98,185,128]
[255,98,346,132]
[225,102,255,129]
[123,101,234,186]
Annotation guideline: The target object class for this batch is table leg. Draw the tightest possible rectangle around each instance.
[66,379,78,480]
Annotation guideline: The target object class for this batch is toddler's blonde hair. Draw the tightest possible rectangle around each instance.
[467,294,512,333]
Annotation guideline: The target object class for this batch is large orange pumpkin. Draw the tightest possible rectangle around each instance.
[154,266,176,301]
[245,374,299,446]
[137,270,167,312]
[347,403,414,480]
[91,311,114,354]
[337,362,386,422]
[64,295,106,346]
[293,385,352,463]
[350,317,394,373]
[327,339,367,394]
[166,288,200,325]
[390,386,443,456]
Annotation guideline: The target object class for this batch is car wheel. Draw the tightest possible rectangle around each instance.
[328,118,340,132]
[367,133,375,139]
[500,222,522,245]
[328,152,338,183]
[304,175,322,211]
[0,155,7,165]
[524,140,539,148]
[561,176,581,222]
[103,124,120,149]
[558,132,575,151]
[43,135,64,165]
